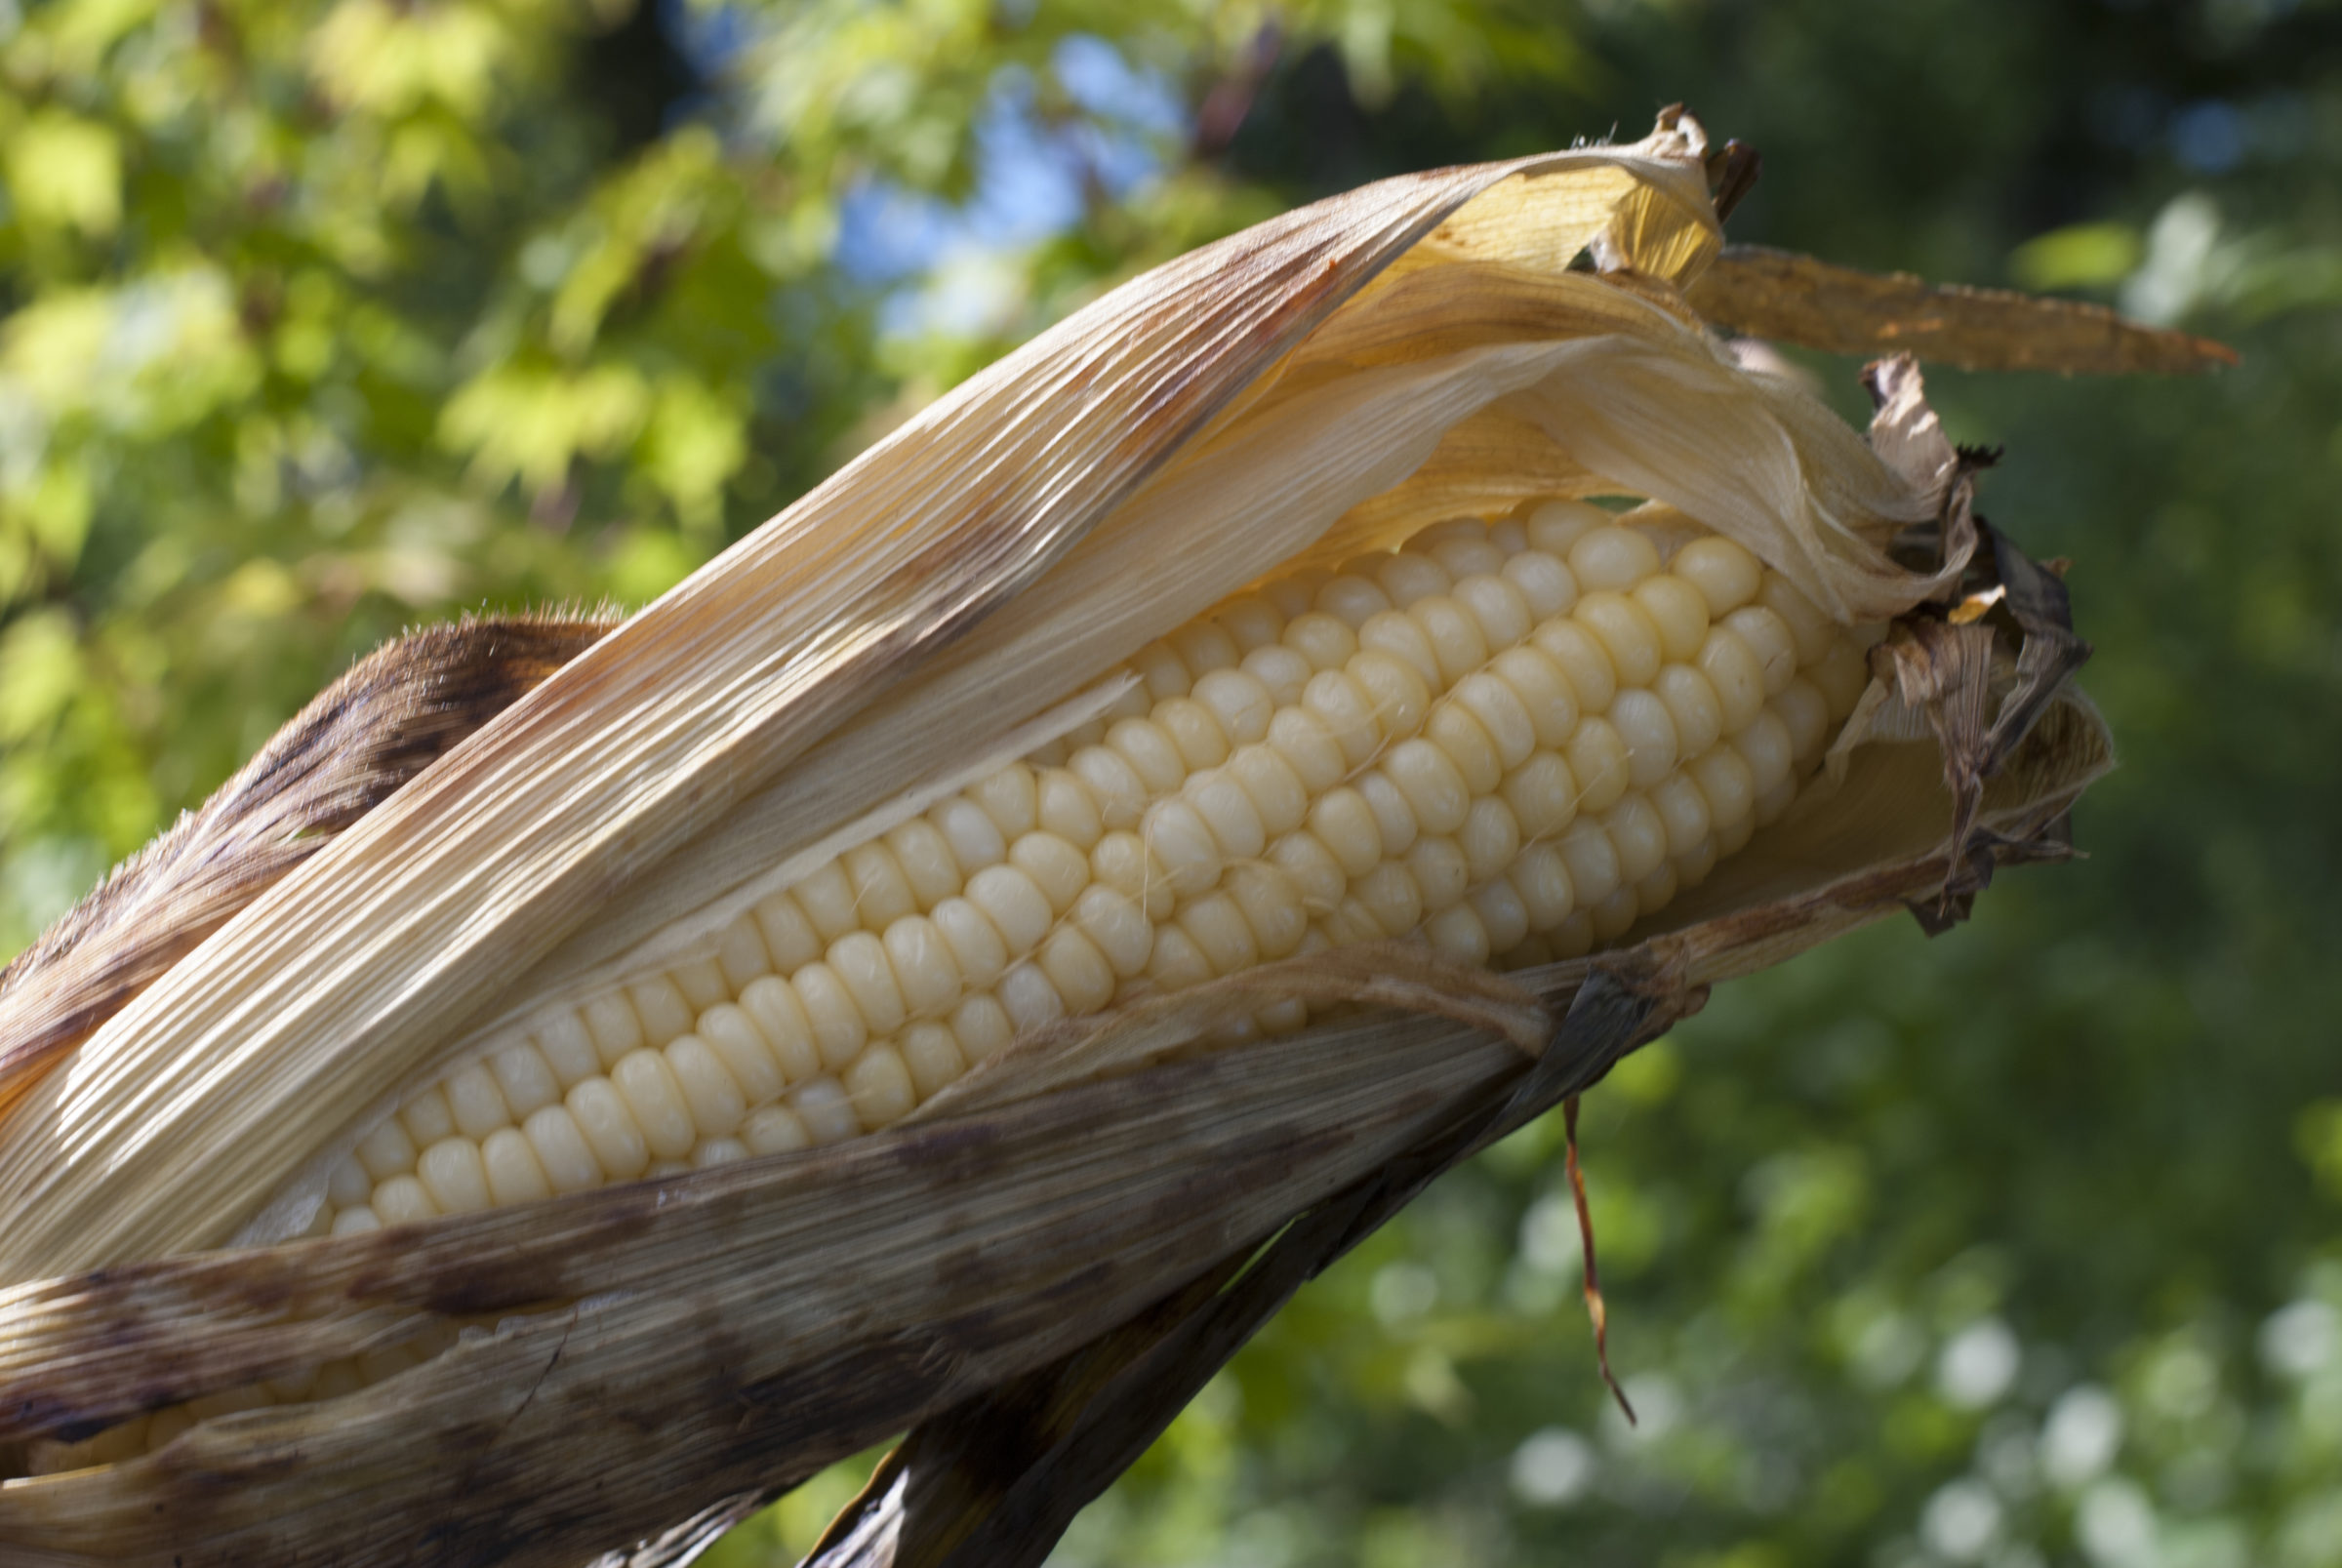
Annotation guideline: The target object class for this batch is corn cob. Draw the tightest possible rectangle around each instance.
[20,496,1871,1476]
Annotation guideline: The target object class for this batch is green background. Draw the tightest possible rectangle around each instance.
[2,1,2337,1563]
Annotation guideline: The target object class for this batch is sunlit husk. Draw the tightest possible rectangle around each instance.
[0,112,2127,1564]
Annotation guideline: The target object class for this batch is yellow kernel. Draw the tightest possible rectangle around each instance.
[1733,708,1796,795]
[628,978,696,1049]
[1451,573,1533,651]
[998,961,1066,1030]
[331,1206,382,1236]
[398,1087,456,1148]
[1502,752,1579,839]
[699,1003,787,1105]
[1353,863,1424,936]
[1381,739,1472,836]
[1264,569,1327,620]
[1216,594,1284,652]
[524,1104,604,1193]
[1589,885,1640,942]
[712,913,775,994]
[1348,648,1433,741]
[1227,864,1310,959]
[1187,768,1268,860]
[1689,746,1756,831]
[882,914,962,1017]
[1227,744,1309,836]
[1601,793,1670,884]
[1525,500,1610,556]
[1501,549,1578,619]
[1169,622,1240,677]
[1267,829,1347,912]
[671,957,730,1014]
[964,864,1054,956]
[790,964,870,1071]
[1755,775,1798,826]
[1722,607,1798,697]
[1177,892,1261,976]
[1673,536,1762,616]
[1359,609,1441,689]
[1038,926,1117,1013]
[582,992,646,1068]
[1450,671,1537,770]
[1154,697,1231,771]
[610,1050,697,1160]
[1635,575,1711,663]
[1564,715,1632,814]
[1511,842,1577,929]
[828,930,909,1035]
[1375,550,1450,608]
[1010,831,1091,916]
[885,819,963,909]
[1308,786,1385,878]
[1091,831,1174,921]
[1191,667,1274,745]
[843,842,919,929]
[1422,530,1503,578]
[1470,878,1531,953]
[1301,668,1384,766]
[1266,706,1346,794]
[1353,769,1421,857]
[1489,645,1581,748]
[1314,573,1393,627]
[1406,835,1472,913]
[355,1118,418,1182]
[1635,860,1678,915]
[751,892,824,971]
[930,896,1011,989]
[1424,704,1504,795]
[901,1022,968,1098]
[1129,640,1191,701]
[1695,625,1768,734]
[1649,773,1713,858]
[1576,591,1664,688]
[742,1104,812,1157]
[844,1044,918,1130]
[693,1137,750,1169]
[1676,833,1720,888]
[1411,594,1490,686]
[1281,610,1357,671]
[1568,526,1662,592]
[969,763,1039,839]
[790,1078,861,1145]
[1552,909,1596,959]
[1609,689,1680,789]
[1106,717,1188,794]
[1459,796,1523,885]
[480,1127,552,1207]
[791,860,862,943]
[950,994,1014,1060]
[1531,619,1618,712]
[1557,820,1623,907]
[666,1034,748,1139]
[739,975,823,1081]
[1242,644,1313,707]
[1070,883,1153,976]
[373,1174,439,1226]
[533,1013,600,1091]
[929,796,1009,876]
[443,1064,510,1142]
[1425,904,1492,966]
[1036,766,1106,851]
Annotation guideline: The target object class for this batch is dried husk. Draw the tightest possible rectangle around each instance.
[0,110,2167,1563]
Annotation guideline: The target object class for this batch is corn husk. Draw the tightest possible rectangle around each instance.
[0,110,2190,1563]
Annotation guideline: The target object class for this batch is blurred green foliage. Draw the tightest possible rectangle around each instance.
[4,0,2339,1564]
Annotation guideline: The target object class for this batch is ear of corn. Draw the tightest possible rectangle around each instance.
[0,115,2127,1540]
